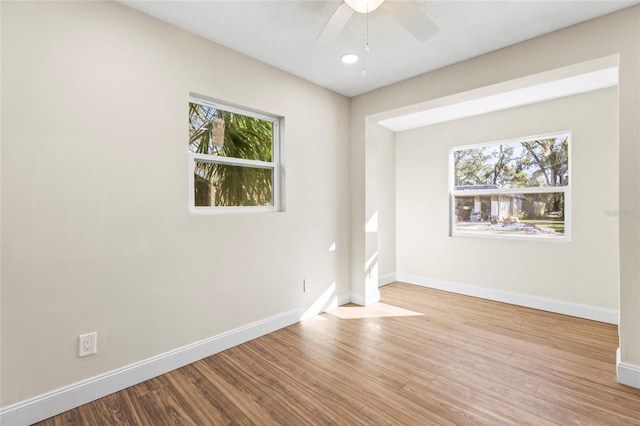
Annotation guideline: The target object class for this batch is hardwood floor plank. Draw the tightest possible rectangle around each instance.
[243,330,451,425]
[423,376,559,426]
[434,361,589,425]
[35,282,640,425]
[399,379,513,426]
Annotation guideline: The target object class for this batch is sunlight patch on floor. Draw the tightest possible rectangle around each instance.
[326,302,423,319]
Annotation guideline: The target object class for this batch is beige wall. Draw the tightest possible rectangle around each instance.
[352,5,639,367]
[363,120,396,291]
[374,125,396,280]
[0,1,350,405]
[395,88,619,308]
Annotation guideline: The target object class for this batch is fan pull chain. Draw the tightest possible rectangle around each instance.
[362,1,369,76]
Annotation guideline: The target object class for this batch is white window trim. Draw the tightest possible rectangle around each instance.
[449,131,571,243]
[188,95,284,214]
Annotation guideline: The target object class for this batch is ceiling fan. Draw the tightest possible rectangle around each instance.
[313,0,439,48]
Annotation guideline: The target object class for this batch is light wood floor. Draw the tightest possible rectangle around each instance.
[36,282,640,425]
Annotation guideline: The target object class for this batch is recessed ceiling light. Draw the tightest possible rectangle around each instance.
[341,54,359,64]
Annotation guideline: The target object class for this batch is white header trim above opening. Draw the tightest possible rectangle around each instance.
[377,55,619,132]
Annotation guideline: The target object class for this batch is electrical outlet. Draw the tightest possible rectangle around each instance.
[303,279,310,293]
[78,332,97,357]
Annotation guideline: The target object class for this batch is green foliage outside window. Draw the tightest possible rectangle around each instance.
[454,136,569,189]
[189,102,274,207]
[454,136,569,218]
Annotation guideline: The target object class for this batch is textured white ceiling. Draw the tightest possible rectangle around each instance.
[120,0,639,97]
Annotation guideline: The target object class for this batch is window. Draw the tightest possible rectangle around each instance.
[188,96,283,213]
[450,133,570,242]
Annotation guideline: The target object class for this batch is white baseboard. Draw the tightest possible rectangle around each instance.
[396,273,619,325]
[350,287,381,306]
[378,273,397,287]
[350,291,366,306]
[617,348,640,389]
[0,291,351,426]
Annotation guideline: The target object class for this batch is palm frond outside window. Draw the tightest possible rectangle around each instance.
[188,98,282,211]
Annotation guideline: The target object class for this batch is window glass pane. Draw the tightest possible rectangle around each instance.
[453,135,569,188]
[189,103,273,162]
[453,192,565,239]
[194,161,273,207]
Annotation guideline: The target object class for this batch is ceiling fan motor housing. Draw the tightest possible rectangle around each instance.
[345,0,385,14]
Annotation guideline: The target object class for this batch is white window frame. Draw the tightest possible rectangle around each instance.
[449,132,571,243]
[188,95,284,214]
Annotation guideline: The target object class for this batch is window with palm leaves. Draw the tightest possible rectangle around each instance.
[188,97,282,210]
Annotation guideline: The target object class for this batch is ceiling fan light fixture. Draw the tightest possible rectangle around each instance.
[341,53,359,64]
[344,0,385,14]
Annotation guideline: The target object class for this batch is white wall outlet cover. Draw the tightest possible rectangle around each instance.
[78,332,97,357]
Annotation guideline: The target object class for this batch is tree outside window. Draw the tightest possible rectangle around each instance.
[451,134,570,241]
[188,98,282,211]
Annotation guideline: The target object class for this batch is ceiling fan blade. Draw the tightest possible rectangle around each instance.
[312,3,354,49]
[383,1,439,42]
